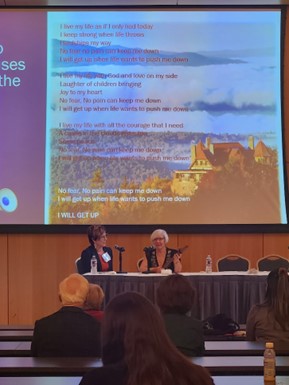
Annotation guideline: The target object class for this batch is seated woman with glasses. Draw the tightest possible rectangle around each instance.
[140,229,182,273]
[79,225,113,274]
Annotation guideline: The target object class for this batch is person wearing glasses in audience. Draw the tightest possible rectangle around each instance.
[140,229,182,273]
[79,225,113,274]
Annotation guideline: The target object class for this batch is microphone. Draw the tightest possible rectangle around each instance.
[115,244,125,252]
[143,246,155,252]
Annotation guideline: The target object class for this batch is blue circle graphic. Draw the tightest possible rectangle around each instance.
[0,189,18,212]
[2,197,9,206]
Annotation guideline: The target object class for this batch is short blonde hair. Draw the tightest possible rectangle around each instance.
[150,229,169,243]
[85,284,105,310]
[59,273,89,306]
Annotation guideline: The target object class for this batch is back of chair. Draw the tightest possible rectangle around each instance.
[217,255,249,272]
[136,258,144,272]
[75,257,84,274]
[258,255,289,271]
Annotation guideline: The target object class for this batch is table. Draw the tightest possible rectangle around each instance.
[0,326,33,331]
[205,341,289,356]
[0,376,288,385]
[1,376,287,385]
[0,330,33,341]
[213,377,289,385]
[0,356,289,376]
[0,340,263,358]
[2,340,289,358]
[192,356,289,375]
[0,341,31,356]
[0,378,82,385]
[0,357,102,376]
[85,272,268,324]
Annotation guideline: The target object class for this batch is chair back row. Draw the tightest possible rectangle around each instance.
[217,254,289,272]
[75,255,289,273]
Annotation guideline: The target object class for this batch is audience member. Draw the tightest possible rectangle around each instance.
[157,274,205,356]
[84,283,105,322]
[79,225,113,274]
[140,229,182,273]
[31,273,101,357]
[246,267,289,343]
[79,292,214,385]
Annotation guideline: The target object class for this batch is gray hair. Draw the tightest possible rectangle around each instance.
[150,229,169,243]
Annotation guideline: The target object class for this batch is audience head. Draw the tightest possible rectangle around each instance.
[156,274,195,315]
[265,267,289,329]
[150,228,169,244]
[84,284,104,310]
[101,292,212,385]
[266,267,289,300]
[101,291,168,364]
[59,273,89,306]
[87,225,107,247]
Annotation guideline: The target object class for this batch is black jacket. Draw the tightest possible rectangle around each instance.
[79,362,127,385]
[31,306,101,357]
[79,245,113,273]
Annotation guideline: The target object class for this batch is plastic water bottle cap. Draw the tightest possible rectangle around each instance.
[265,342,274,349]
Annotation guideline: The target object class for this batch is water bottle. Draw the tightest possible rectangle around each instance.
[205,255,212,273]
[264,341,276,382]
[90,255,98,274]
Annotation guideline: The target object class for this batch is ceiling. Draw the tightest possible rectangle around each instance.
[1,0,289,6]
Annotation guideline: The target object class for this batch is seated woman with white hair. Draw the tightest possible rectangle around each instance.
[140,229,182,273]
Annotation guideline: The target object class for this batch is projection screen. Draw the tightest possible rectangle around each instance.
[0,7,287,227]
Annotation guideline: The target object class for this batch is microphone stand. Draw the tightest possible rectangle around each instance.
[116,248,127,274]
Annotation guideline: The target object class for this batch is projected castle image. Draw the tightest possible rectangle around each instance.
[172,136,274,196]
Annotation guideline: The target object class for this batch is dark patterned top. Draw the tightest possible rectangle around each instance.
[145,247,178,272]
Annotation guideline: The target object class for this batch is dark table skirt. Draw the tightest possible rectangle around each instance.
[85,272,267,324]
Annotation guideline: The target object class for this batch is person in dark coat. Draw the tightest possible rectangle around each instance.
[31,273,101,357]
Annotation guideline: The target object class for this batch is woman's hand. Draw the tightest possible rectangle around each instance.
[150,266,162,273]
[173,253,182,273]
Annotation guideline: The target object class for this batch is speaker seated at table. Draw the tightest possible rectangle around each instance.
[217,255,250,272]
[257,255,289,272]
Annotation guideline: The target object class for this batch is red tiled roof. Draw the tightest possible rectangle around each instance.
[214,142,243,150]
[254,140,271,157]
[195,141,208,160]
